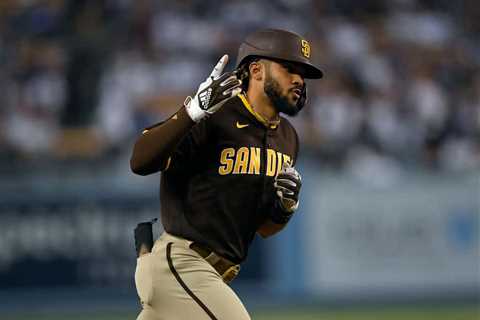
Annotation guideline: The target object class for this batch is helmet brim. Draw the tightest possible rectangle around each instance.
[302,63,324,79]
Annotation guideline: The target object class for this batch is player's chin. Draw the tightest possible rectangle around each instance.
[290,94,300,105]
[281,101,300,116]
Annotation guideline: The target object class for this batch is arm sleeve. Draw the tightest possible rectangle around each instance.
[130,106,195,175]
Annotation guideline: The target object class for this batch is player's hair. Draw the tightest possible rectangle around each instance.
[236,57,260,92]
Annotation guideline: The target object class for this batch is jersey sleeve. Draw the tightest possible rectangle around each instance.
[164,117,211,173]
[130,106,196,175]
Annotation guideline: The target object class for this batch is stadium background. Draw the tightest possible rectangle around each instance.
[0,0,478,319]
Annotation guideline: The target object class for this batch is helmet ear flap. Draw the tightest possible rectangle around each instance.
[297,85,307,111]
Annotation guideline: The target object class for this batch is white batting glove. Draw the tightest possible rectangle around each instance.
[185,55,242,122]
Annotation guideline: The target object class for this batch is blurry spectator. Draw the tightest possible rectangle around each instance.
[309,70,364,165]
[386,10,455,48]
[325,18,371,63]
[405,59,449,166]
[95,48,163,151]
[364,90,409,159]
[439,74,480,172]
[61,0,111,127]
[3,39,65,158]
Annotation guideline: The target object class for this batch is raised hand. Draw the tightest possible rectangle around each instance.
[185,55,242,122]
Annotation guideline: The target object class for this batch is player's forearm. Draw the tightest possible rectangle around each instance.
[130,106,194,175]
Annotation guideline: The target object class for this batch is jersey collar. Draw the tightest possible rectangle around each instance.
[238,93,280,129]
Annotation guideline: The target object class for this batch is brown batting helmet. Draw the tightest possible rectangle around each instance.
[236,28,323,79]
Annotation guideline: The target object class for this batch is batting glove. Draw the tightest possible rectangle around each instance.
[274,163,302,214]
[185,55,242,122]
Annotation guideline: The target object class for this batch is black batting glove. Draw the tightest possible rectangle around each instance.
[270,163,302,224]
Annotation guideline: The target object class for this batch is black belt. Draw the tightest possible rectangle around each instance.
[189,242,240,283]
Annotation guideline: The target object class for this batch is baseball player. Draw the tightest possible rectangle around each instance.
[130,28,323,320]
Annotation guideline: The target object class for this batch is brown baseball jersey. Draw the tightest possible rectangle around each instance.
[158,94,298,263]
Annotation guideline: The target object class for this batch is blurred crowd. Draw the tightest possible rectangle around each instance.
[0,0,478,172]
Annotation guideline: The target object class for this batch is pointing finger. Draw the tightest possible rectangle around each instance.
[210,54,229,79]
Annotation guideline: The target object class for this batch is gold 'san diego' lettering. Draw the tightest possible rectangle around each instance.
[218,147,291,176]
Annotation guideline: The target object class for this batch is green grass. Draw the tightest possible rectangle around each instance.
[4,305,479,320]
[253,305,480,320]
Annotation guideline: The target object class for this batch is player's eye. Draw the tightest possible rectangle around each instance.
[281,62,305,78]
[281,63,294,73]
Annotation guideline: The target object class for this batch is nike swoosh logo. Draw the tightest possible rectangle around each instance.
[236,122,249,129]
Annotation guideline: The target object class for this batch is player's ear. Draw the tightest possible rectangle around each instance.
[249,61,263,81]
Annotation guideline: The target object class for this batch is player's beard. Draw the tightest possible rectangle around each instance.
[264,71,299,116]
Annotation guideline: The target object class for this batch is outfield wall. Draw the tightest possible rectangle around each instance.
[0,158,478,303]
[270,158,479,301]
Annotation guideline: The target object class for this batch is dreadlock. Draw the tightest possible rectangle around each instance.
[236,57,260,92]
